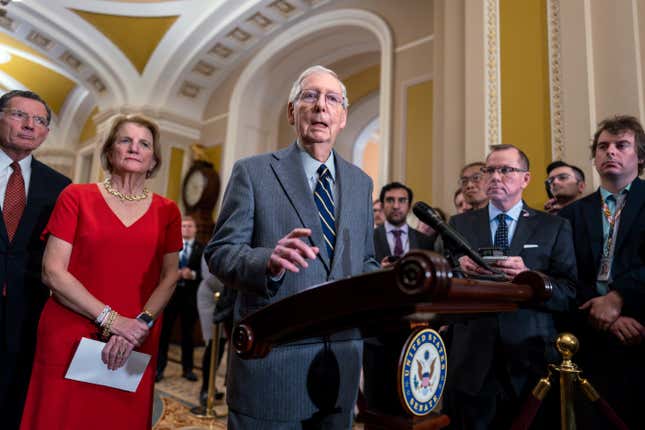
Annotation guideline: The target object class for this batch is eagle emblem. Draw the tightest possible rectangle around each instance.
[416,352,437,390]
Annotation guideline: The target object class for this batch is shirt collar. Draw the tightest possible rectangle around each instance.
[599,182,631,201]
[297,141,336,183]
[489,199,524,222]
[0,148,32,175]
[385,220,409,234]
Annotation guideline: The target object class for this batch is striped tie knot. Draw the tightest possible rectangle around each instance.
[314,164,335,258]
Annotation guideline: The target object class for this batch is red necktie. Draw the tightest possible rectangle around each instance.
[3,161,26,242]
[392,229,403,257]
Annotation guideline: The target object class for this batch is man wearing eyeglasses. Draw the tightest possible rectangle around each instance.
[559,115,645,430]
[0,90,70,429]
[458,161,488,211]
[543,161,586,214]
[443,144,576,430]
[205,66,379,428]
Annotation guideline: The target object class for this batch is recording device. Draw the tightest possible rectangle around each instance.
[412,202,501,274]
[479,246,509,262]
[386,255,400,263]
[544,180,554,199]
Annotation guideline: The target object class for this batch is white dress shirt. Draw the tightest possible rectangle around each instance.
[384,220,410,255]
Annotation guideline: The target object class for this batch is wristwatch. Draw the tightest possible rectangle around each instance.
[136,311,154,328]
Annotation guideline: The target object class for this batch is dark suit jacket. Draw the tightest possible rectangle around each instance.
[0,158,70,427]
[559,177,645,321]
[178,240,204,291]
[205,143,379,421]
[373,223,435,262]
[447,203,577,396]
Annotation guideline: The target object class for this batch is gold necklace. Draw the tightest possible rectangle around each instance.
[103,178,149,201]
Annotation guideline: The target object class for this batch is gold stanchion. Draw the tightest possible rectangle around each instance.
[514,333,629,430]
[554,334,579,430]
[191,292,224,418]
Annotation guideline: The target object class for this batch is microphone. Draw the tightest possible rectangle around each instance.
[413,201,500,274]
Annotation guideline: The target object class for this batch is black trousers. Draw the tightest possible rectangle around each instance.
[157,286,198,374]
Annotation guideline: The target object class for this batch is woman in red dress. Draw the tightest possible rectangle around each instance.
[20,114,182,429]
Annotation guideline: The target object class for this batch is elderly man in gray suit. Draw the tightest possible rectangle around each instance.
[205,65,379,429]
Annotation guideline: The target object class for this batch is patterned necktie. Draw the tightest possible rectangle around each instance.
[179,241,188,268]
[3,161,26,242]
[494,213,509,254]
[392,229,404,257]
[314,164,335,258]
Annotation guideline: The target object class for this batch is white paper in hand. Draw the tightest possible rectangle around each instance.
[65,337,151,392]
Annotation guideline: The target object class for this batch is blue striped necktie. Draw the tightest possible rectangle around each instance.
[314,164,336,258]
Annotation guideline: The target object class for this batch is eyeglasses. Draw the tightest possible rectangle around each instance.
[545,173,573,186]
[2,108,49,128]
[298,89,345,108]
[458,172,484,187]
[480,166,528,176]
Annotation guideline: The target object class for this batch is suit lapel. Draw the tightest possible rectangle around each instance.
[582,191,604,264]
[473,207,492,249]
[329,153,349,274]
[374,225,389,257]
[614,178,645,254]
[508,204,536,256]
[270,144,330,271]
[409,228,419,249]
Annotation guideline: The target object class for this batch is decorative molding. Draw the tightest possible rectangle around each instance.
[548,0,565,160]
[484,0,501,147]
[395,34,434,54]
[632,0,645,123]
[203,112,229,124]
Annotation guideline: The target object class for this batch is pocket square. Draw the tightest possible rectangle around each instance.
[523,244,538,248]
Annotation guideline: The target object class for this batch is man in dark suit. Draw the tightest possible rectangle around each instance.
[205,65,379,429]
[559,115,645,429]
[157,215,203,381]
[364,182,436,412]
[0,90,70,430]
[373,181,435,264]
[444,144,577,430]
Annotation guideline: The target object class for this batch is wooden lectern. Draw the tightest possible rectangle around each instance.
[231,250,552,429]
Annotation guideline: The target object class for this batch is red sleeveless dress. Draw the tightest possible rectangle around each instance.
[19,184,182,430]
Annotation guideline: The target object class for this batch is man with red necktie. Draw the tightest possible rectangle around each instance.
[0,90,70,430]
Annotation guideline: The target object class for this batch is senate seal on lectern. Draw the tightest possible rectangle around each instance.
[399,328,447,416]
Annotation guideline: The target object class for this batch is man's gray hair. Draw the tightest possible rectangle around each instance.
[288,65,349,109]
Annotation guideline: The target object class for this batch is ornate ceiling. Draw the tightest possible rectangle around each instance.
[0,0,331,127]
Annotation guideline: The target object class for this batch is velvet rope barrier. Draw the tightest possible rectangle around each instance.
[579,377,629,430]
[510,375,552,430]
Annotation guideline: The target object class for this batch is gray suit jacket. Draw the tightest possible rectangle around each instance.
[447,203,577,396]
[373,223,435,262]
[205,143,379,421]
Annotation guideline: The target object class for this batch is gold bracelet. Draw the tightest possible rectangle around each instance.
[101,310,119,339]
